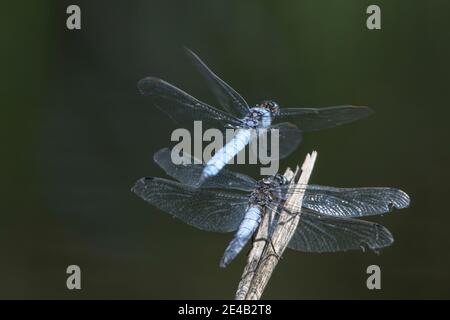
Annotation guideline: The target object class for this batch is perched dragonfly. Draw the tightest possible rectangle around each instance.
[138,49,373,184]
[132,148,410,267]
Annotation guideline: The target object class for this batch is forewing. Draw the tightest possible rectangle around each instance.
[288,210,394,253]
[185,48,250,118]
[138,77,243,128]
[280,185,410,217]
[276,105,373,131]
[132,177,249,232]
[153,148,256,191]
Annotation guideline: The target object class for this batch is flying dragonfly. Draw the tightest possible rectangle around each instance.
[132,148,410,267]
[138,49,373,184]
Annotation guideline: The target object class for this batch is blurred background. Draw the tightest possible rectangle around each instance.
[2,0,450,299]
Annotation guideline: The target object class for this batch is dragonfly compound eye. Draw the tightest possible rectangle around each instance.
[259,100,280,116]
[273,174,288,185]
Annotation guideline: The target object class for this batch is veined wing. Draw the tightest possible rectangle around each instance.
[138,77,243,128]
[252,122,302,160]
[153,148,256,191]
[275,105,373,132]
[132,177,249,233]
[288,210,394,253]
[277,184,410,217]
[184,48,250,118]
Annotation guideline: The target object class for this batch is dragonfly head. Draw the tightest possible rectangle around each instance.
[274,174,289,186]
[257,100,280,116]
[261,174,288,187]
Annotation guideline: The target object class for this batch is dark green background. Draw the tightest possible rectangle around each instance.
[2,0,449,299]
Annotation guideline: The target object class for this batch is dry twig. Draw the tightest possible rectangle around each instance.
[235,151,318,300]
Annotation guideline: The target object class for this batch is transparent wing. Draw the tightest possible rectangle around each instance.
[275,105,373,132]
[132,177,249,232]
[153,148,256,191]
[184,48,250,118]
[137,77,244,128]
[253,122,302,160]
[288,210,394,253]
[278,184,410,217]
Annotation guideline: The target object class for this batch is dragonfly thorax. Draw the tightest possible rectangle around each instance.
[249,174,287,207]
[243,107,272,129]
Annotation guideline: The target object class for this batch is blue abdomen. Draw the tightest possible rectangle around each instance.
[220,205,262,267]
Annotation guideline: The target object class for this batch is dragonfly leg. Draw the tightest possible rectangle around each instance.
[252,235,281,260]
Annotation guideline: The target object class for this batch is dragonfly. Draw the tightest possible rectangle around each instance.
[138,49,373,185]
[132,148,410,267]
